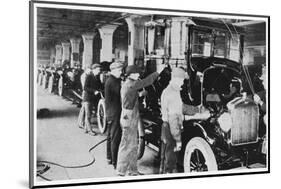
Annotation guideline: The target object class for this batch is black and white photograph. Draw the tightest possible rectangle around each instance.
[30,0,269,188]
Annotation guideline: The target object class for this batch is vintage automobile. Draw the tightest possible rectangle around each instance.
[135,16,267,171]
[139,58,266,172]
[56,64,84,106]
[181,57,266,171]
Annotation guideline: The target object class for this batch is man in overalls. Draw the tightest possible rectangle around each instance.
[116,64,165,176]
[160,67,187,174]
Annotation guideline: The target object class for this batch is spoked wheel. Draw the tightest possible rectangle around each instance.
[58,76,63,96]
[97,98,107,133]
[48,75,54,93]
[184,137,217,172]
[137,119,145,160]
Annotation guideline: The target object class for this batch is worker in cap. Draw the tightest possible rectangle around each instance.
[116,64,166,176]
[79,63,102,135]
[78,64,91,130]
[104,62,124,169]
[160,67,187,174]
[110,61,124,71]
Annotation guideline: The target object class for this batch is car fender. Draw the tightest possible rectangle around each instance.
[182,120,215,146]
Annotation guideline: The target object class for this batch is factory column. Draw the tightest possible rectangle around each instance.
[98,25,118,62]
[82,33,95,69]
[61,42,71,65]
[55,44,63,65]
[70,38,81,67]
[125,15,149,65]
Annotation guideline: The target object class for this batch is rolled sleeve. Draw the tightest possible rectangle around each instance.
[131,72,159,90]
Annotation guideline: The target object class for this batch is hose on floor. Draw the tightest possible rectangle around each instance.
[37,138,107,181]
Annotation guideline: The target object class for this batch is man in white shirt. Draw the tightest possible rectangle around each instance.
[160,67,188,173]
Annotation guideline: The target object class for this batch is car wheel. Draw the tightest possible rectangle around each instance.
[184,137,217,172]
[58,76,63,96]
[137,119,145,160]
[97,98,107,133]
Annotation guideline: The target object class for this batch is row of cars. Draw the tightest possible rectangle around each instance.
[37,63,110,135]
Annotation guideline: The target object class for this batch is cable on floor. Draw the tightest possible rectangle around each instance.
[37,138,107,181]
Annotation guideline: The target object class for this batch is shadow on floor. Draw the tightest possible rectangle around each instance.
[37,108,79,119]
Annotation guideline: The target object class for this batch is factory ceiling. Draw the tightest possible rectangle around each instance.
[36,7,266,49]
[37,8,129,47]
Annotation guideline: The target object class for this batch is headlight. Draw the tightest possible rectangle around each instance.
[217,112,232,132]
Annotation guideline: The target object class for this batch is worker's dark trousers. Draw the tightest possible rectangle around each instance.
[106,117,122,169]
[160,140,177,174]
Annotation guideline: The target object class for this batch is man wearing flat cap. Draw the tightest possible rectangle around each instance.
[160,67,188,174]
[104,62,124,169]
[81,63,102,135]
[116,63,165,176]
[77,65,92,130]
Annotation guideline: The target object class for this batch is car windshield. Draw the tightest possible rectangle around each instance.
[191,29,241,62]
[191,30,212,57]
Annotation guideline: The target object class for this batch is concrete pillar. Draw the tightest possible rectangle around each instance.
[98,25,118,62]
[70,38,81,67]
[125,16,150,65]
[55,44,63,65]
[61,42,71,64]
[171,17,188,58]
[49,47,56,65]
[82,33,95,69]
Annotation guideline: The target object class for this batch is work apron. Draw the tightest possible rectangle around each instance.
[116,100,140,175]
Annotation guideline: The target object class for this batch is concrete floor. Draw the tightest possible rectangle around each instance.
[36,86,159,182]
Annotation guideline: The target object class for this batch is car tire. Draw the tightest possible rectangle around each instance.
[58,76,63,96]
[137,119,145,160]
[97,98,107,134]
[184,137,217,172]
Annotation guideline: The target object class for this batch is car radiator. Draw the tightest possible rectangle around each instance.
[229,98,259,146]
